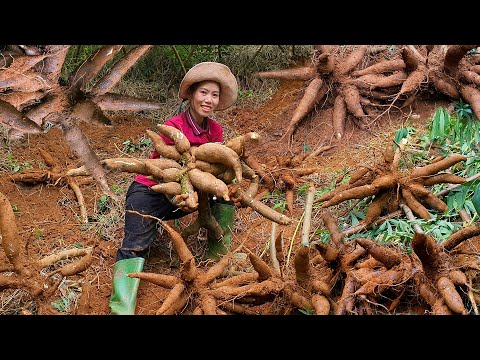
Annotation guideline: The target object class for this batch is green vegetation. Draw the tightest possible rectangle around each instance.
[314,101,480,248]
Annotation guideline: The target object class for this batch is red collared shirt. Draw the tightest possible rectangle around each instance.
[134,110,223,187]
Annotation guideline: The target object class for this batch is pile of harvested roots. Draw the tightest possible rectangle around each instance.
[257,45,480,149]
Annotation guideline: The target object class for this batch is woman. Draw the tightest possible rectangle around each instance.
[109,62,238,315]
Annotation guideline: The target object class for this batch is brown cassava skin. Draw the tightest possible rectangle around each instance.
[56,252,93,276]
[150,182,182,196]
[146,129,181,161]
[443,45,476,76]
[192,143,243,184]
[383,136,395,166]
[355,238,402,269]
[156,283,186,315]
[161,292,189,315]
[399,65,427,95]
[321,212,344,246]
[92,93,162,112]
[294,246,310,285]
[351,58,406,77]
[410,154,467,179]
[285,77,324,138]
[335,45,368,75]
[342,84,365,119]
[407,183,448,212]
[412,233,440,266]
[421,173,466,186]
[209,278,284,300]
[193,160,226,176]
[322,175,396,208]
[234,187,292,225]
[460,85,480,121]
[144,164,183,183]
[284,288,313,310]
[62,118,116,198]
[311,280,332,296]
[332,94,347,139]
[256,66,317,80]
[0,91,44,111]
[436,276,467,314]
[430,70,461,98]
[312,294,331,315]
[448,270,467,286]
[401,187,431,219]
[314,244,339,263]
[211,272,259,289]
[248,252,273,281]
[244,175,259,199]
[225,132,260,157]
[341,244,367,268]
[442,224,480,250]
[349,167,371,184]
[334,273,356,315]
[158,220,197,282]
[0,191,24,271]
[71,101,112,125]
[156,124,191,154]
[187,168,230,201]
[200,294,217,315]
[354,268,404,296]
[128,272,180,288]
[89,45,153,96]
[218,167,236,184]
[196,251,236,287]
[101,158,148,173]
[363,191,391,226]
[143,158,182,170]
[0,53,48,80]
[350,71,408,90]
[37,248,89,268]
[420,192,448,213]
[219,301,258,315]
[243,155,275,191]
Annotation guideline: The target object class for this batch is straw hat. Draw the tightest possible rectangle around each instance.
[179,62,238,111]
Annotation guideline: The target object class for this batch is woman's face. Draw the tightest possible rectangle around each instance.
[188,80,220,120]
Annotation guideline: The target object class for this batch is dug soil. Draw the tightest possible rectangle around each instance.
[0,79,452,315]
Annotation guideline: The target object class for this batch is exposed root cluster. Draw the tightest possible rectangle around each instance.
[0,191,94,312]
[256,45,480,150]
[316,134,468,225]
[1,45,159,199]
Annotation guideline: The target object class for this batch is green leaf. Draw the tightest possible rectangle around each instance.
[455,188,468,209]
[472,186,480,216]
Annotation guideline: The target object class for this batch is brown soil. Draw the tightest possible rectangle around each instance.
[0,79,454,315]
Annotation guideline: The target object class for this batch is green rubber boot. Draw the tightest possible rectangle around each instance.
[109,257,145,315]
[207,201,235,261]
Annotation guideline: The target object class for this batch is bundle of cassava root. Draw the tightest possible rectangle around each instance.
[0,191,94,312]
[315,133,468,226]
[66,127,292,243]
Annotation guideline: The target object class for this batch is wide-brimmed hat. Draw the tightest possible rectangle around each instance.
[179,62,238,111]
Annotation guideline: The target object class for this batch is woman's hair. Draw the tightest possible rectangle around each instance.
[176,82,199,115]
[188,82,200,94]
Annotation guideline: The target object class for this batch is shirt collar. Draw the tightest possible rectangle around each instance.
[185,109,210,136]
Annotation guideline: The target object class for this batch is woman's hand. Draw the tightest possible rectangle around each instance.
[171,193,197,213]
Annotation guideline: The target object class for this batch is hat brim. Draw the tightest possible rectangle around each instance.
[178,62,238,111]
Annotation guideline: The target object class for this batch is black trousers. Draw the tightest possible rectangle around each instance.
[116,181,189,261]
